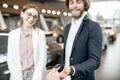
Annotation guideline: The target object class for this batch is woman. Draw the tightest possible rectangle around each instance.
[7,4,47,80]
[46,68,60,80]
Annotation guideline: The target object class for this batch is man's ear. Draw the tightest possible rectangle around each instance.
[20,11,24,18]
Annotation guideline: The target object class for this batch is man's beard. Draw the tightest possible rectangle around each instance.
[70,8,84,19]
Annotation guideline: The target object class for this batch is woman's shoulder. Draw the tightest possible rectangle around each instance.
[9,28,20,34]
[36,28,45,34]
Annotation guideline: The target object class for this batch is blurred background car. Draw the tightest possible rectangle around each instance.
[45,26,64,69]
[0,31,10,80]
[101,26,109,50]
[46,42,62,69]
[104,26,116,42]
[45,26,64,43]
[102,30,109,50]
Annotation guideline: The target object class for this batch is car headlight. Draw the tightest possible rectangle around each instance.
[109,31,114,35]
[53,33,58,37]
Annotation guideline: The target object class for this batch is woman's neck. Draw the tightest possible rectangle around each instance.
[22,25,32,31]
[21,26,32,37]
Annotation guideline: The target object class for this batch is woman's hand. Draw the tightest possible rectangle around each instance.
[46,68,60,80]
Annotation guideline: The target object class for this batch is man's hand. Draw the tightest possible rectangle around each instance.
[60,67,71,79]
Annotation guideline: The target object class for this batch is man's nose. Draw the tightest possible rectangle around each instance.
[73,2,77,8]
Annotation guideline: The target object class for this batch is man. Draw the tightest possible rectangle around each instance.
[59,0,102,80]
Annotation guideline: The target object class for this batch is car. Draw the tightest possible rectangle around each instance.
[46,42,62,69]
[101,26,109,50]
[102,31,109,50]
[104,26,116,42]
[45,26,64,69]
[45,26,64,43]
[0,31,10,80]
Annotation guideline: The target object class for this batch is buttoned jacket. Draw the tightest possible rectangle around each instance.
[61,16,102,80]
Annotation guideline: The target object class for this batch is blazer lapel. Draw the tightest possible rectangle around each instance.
[14,28,23,78]
[71,16,88,55]
[32,29,38,66]
[64,23,71,48]
[15,28,21,63]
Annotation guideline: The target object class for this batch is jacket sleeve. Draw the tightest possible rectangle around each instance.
[7,31,23,80]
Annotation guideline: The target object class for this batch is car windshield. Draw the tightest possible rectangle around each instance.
[45,17,62,31]
[105,27,112,29]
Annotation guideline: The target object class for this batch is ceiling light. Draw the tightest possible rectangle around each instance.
[52,10,56,15]
[13,5,19,10]
[68,12,72,16]
[2,3,8,8]
[63,12,67,16]
[41,9,46,13]
[57,11,61,15]
[47,10,51,14]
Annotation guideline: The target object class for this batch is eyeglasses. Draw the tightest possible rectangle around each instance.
[25,12,38,20]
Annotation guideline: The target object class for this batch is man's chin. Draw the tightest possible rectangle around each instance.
[72,12,83,19]
[72,14,82,19]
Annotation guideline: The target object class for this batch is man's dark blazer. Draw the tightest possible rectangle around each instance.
[61,15,102,80]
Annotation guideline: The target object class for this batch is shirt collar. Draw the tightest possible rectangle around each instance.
[71,12,87,27]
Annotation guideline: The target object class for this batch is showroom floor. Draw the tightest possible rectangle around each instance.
[95,34,120,80]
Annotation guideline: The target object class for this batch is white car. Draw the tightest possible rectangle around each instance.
[102,30,109,50]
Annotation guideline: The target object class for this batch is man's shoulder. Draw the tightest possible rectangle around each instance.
[65,23,71,29]
[86,19,101,32]
[87,19,99,24]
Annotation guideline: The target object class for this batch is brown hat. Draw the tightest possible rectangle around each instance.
[65,0,90,11]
